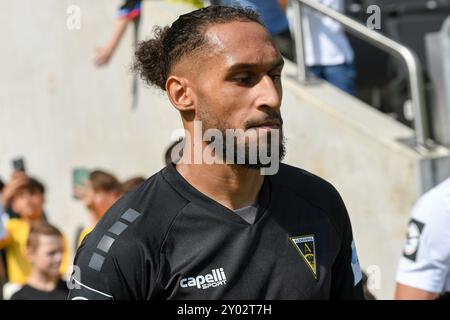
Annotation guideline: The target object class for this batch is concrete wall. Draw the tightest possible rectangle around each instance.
[1,0,449,299]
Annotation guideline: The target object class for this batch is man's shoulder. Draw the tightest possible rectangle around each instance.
[272,163,343,206]
[70,167,192,299]
[75,167,190,267]
[102,167,188,227]
[271,163,350,232]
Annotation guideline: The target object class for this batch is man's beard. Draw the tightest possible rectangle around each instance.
[198,109,286,169]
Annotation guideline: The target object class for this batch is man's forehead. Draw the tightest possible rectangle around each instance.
[203,21,281,68]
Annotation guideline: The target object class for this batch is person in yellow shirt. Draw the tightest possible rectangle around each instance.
[0,175,69,285]
[77,170,123,246]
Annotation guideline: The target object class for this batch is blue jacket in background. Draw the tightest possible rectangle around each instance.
[218,0,289,35]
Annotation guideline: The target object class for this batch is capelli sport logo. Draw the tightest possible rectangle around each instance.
[180,268,227,290]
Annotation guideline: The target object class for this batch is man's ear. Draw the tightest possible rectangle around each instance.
[166,76,195,112]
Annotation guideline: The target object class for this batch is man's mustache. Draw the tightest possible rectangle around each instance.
[244,112,283,130]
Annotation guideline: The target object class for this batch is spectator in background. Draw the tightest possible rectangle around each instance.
[284,0,356,95]
[0,176,5,228]
[1,171,29,220]
[95,0,142,66]
[0,177,5,299]
[395,177,450,300]
[0,175,69,285]
[0,178,4,208]
[10,221,68,300]
[78,170,123,246]
[122,176,146,194]
[208,0,294,60]
[95,0,204,66]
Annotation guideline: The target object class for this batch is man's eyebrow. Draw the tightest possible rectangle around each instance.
[226,58,285,73]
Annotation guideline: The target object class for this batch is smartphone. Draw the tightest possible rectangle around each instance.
[73,168,91,200]
[12,158,26,173]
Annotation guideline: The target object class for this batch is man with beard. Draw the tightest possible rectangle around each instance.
[68,5,364,300]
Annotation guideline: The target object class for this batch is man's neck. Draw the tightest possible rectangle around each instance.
[176,162,264,211]
[27,270,59,292]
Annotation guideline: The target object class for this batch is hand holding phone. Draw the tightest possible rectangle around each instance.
[12,158,26,173]
[2,173,28,209]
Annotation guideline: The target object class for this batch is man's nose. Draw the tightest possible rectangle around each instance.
[255,75,281,110]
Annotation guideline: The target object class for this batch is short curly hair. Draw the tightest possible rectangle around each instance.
[132,5,263,91]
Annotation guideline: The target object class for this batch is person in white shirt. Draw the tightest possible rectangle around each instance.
[395,177,450,300]
[286,0,356,95]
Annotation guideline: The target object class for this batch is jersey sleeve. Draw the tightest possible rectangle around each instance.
[396,193,450,293]
[67,241,115,300]
[67,231,158,300]
[329,189,365,300]
[117,0,141,20]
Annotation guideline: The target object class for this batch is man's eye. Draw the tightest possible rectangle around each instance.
[233,73,254,85]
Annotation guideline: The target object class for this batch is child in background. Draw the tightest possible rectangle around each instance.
[10,221,68,300]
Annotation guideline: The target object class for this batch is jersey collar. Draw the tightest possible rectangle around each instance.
[162,163,271,225]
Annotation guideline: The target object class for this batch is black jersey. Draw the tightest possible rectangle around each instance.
[68,163,364,300]
[11,280,69,300]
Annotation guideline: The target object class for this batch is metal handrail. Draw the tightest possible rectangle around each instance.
[289,0,431,152]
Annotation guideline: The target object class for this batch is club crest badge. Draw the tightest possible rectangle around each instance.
[289,235,317,279]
